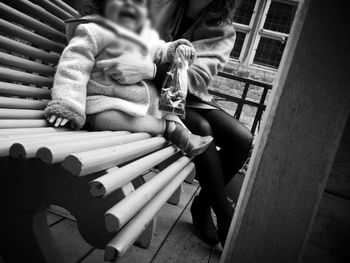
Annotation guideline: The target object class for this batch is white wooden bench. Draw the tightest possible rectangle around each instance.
[0,0,195,262]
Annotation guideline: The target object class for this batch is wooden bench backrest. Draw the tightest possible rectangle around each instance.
[0,0,79,129]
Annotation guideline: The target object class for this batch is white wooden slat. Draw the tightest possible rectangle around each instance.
[3,0,65,32]
[0,36,60,64]
[0,18,64,53]
[0,52,56,76]
[0,131,85,157]
[0,131,81,142]
[0,119,48,128]
[0,2,66,43]
[62,137,168,177]
[50,0,80,17]
[0,82,51,99]
[0,67,53,87]
[32,0,73,20]
[0,127,68,135]
[89,146,179,198]
[9,131,114,159]
[0,109,45,119]
[36,132,152,164]
[0,97,48,110]
[105,162,195,261]
[104,156,191,232]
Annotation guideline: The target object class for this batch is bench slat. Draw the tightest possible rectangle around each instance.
[0,67,53,87]
[0,97,48,110]
[0,131,84,157]
[90,146,179,198]
[63,137,168,177]
[9,131,116,159]
[0,82,51,99]
[0,108,45,119]
[50,0,80,17]
[33,0,73,20]
[0,119,48,128]
[105,156,191,232]
[0,130,79,142]
[36,132,150,164]
[0,36,60,64]
[105,162,195,260]
[0,52,56,76]
[3,0,65,32]
[0,18,65,53]
[0,127,68,135]
[0,2,66,44]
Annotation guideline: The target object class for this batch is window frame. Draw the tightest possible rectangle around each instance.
[230,27,251,62]
[229,0,300,72]
[249,0,298,70]
[229,0,260,62]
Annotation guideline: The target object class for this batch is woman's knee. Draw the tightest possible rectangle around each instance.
[185,109,214,136]
[205,110,253,152]
[196,119,214,136]
[241,128,254,154]
[231,121,253,154]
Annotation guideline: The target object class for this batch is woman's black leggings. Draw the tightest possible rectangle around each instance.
[183,108,253,219]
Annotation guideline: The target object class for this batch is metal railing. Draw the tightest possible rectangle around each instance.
[209,72,273,135]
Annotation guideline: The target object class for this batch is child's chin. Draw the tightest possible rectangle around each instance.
[119,18,138,32]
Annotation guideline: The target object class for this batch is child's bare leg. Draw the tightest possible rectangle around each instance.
[163,114,189,132]
[89,110,213,157]
[89,110,166,135]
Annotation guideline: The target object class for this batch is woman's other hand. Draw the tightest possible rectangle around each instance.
[176,44,196,62]
[96,54,155,84]
[47,115,72,128]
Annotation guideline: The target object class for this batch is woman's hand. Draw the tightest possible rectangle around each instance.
[96,54,155,84]
[176,44,196,61]
[47,115,72,128]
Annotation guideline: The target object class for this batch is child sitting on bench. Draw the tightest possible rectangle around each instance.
[45,0,212,157]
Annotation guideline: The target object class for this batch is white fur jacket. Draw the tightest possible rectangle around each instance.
[45,15,191,128]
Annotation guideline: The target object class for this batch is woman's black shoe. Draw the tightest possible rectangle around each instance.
[217,208,234,247]
[190,196,220,246]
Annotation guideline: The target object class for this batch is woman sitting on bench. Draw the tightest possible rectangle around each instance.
[44,0,213,157]
[100,0,254,247]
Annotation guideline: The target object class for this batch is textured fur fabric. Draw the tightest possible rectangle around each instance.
[45,15,192,128]
[151,0,236,102]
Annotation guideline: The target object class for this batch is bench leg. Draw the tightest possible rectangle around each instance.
[184,168,196,184]
[167,185,182,205]
[134,217,157,248]
[0,208,63,263]
[168,168,195,204]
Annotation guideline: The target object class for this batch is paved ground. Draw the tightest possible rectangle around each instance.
[45,182,222,263]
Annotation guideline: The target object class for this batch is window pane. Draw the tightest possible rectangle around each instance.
[264,1,297,34]
[230,31,247,59]
[233,0,257,25]
[253,37,286,68]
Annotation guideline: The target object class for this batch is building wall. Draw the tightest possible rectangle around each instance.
[303,117,350,263]
[226,0,303,83]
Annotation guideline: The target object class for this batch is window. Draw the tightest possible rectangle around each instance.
[230,0,257,61]
[251,0,297,69]
[263,1,296,34]
[230,31,247,60]
[233,0,257,25]
[229,0,298,70]
[253,37,286,68]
